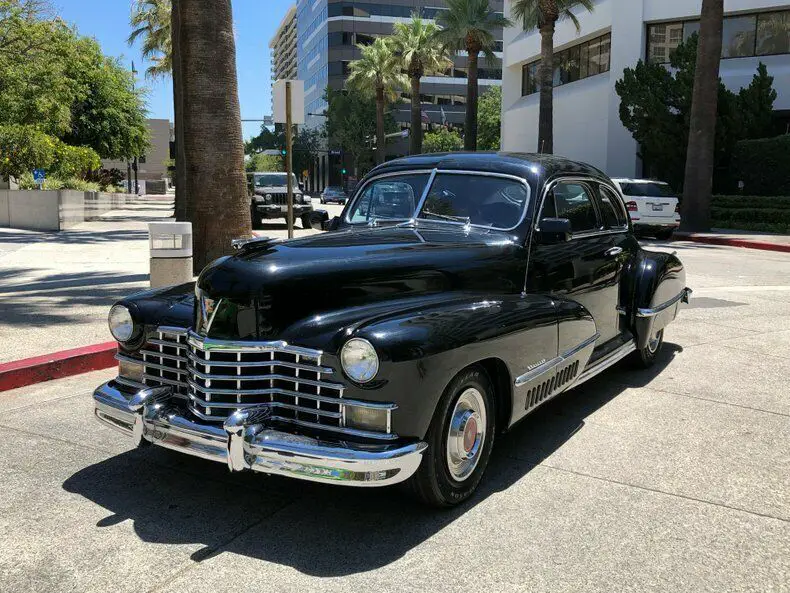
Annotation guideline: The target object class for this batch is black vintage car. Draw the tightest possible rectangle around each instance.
[95,153,690,506]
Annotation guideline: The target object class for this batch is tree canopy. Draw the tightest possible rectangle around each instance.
[477,86,501,151]
[616,34,777,191]
[423,128,463,153]
[0,0,148,180]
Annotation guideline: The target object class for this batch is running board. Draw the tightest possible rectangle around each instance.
[570,340,636,390]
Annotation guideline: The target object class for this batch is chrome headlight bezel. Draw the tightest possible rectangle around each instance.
[108,304,136,343]
[340,338,379,384]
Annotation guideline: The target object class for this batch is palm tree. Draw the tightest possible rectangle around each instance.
[128,0,188,221]
[436,0,510,151]
[128,0,172,79]
[681,0,724,232]
[347,38,408,164]
[178,0,250,270]
[391,15,452,155]
[511,0,595,154]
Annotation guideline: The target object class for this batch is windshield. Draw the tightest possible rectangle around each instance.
[255,173,296,187]
[619,182,676,197]
[346,171,529,230]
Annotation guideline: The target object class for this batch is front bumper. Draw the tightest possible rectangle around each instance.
[253,203,312,219]
[93,381,426,487]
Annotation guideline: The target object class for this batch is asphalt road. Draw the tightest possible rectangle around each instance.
[1,241,789,593]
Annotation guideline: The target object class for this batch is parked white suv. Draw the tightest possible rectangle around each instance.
[612,178,681,240]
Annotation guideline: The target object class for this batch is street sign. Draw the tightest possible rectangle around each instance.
[273,79,305,124]
[329,149,342,156]
[33,169,45,185]
[263,115,274,126]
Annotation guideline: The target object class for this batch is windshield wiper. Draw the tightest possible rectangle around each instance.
[421,210,471,224]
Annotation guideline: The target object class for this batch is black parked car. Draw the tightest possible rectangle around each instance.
[95,153,690,506]
[320,185,348,204]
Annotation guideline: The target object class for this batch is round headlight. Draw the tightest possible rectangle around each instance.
[265,193,273,200]
[340,338,379,383]
[108,304,135,342]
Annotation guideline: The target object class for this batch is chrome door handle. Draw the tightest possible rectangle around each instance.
[606,247,623,257]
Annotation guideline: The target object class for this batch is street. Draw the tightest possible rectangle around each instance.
[1,240,788,593]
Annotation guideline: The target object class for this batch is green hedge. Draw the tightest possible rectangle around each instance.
[711,194,790,233]
[731,135,790,197]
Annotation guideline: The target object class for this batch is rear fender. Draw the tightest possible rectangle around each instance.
[631,250,689,349]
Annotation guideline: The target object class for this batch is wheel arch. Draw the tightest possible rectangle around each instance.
[475,357,513,434]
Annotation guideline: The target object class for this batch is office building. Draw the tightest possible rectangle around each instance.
[102,118,174,182]
[501,0,790,178]
[270,5,298,115]
[295,0,504,189]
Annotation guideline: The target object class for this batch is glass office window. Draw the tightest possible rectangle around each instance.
[722,15,757,57]
[521,33,610,97]
[757,11,790,56]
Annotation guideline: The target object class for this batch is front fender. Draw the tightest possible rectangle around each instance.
[115,283,195,352]
[337,294,558,440]
[631,249,688,349]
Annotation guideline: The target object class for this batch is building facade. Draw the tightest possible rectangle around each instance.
[270,5,298,115]
[102,118,174,182]
[295,0,504,189]
[501,0,790,179]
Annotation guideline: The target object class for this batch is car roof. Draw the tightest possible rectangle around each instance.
[369,152,610,184]
[611,178,669,185]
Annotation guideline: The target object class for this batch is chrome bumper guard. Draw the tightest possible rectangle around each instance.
[94,381,427,487]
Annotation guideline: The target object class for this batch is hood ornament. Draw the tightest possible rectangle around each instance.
[232,236,279,251]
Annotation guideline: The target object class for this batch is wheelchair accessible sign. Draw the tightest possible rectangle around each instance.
[33,169,45,187]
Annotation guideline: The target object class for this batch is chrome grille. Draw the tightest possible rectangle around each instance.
[138,327,390,438]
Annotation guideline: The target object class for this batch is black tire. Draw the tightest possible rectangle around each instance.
[632,328,664,368]
[405,365,496,507]
[655,229,674,240]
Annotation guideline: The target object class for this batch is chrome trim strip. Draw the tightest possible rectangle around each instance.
[187,392,343,418]
[157,326,189,336]
[187,331,323,359]
[637,288,692,318]
[114,376,146,390]
[514,332,599,387]
[187,376,341,396]
[571,339,637,389]
[185,350,333,374]
[139,350,187,363]
[142,374,188,389]
[412,167,438,219]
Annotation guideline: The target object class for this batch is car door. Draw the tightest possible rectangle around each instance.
[594,182,640,337]
[527,178,622,346]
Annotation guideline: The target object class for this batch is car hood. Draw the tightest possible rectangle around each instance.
[197,224,527,335]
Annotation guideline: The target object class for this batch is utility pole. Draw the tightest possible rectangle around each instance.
[285,81,294,239]
[131,61,140,195]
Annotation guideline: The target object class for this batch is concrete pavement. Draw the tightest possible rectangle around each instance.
[0,240,788,593]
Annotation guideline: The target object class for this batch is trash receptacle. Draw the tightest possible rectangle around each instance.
[148,221,193,287]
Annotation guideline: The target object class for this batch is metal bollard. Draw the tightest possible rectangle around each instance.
[148,221,193,287]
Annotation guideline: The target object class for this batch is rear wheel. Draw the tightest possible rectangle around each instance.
[632,328,664,368]
[406,366,495,507]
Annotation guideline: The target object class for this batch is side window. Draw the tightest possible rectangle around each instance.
[598,185,628,229]
[552,182,600,233]
[346,173,429,223]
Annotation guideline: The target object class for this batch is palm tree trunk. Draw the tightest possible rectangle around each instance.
[376,85,386,164]
[538,22,555,154]
[681,0,724,232]
[465,50,479,151]
[180,0,250,272]
[410,76,422,155]
[172,0,187,221]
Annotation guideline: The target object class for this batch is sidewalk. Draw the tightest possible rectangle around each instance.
[0,199,334,364]
[674,228,790,253]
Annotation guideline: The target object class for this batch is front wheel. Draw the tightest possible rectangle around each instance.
[406,366,495,507]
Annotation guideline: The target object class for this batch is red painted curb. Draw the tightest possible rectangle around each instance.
[675,233,790,254]
[0,342,117,392]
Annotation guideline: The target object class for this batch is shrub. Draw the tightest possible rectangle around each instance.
[711,194,790,233]
[731,135,790,196]
[423,128,463,153]
[16,173,99,191]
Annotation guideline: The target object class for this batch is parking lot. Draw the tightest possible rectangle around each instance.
[1,240,788,593]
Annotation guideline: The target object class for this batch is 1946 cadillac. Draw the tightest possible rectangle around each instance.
[94,153,691,506]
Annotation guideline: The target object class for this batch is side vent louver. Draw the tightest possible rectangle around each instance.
[525,360,580,410]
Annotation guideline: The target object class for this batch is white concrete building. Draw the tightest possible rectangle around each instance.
[501,0,790,178]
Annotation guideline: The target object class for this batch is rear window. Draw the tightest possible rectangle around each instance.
[619,182,676,197]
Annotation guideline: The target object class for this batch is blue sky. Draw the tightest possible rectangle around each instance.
[57,0,295,140]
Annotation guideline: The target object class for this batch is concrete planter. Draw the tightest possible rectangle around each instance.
[0,190,134,231]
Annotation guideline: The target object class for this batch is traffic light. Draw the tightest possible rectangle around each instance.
[341,168,347,175]
[281,149,287,156]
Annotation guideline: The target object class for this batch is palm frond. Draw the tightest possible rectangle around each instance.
[512,0,595,33]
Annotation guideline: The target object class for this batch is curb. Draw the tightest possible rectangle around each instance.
[0,342,117,392]
[675,233,790,254]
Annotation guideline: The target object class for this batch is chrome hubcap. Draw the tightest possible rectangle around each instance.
[446,388,486,482]
[647,330,662,354]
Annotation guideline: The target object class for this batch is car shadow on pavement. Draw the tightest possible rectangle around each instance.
[63,343,681,576]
